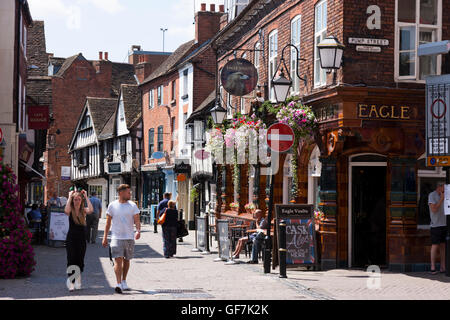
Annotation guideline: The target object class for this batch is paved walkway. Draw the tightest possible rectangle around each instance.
[1,220,449,300]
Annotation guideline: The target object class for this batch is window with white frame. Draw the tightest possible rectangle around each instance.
[396,0,441,81]
[183,69,188,97]
[314,0,327,87]
[149,89,154,109]
[291,15,302,95]
[227,92,233,119]
[268,30,278,102]
[157,85,163,105]
[254,42,261,73]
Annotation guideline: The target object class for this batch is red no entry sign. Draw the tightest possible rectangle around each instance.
[0,127,3,144]
[266,123,294,152]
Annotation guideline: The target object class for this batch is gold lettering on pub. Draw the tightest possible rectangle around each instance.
[358,104,410,120]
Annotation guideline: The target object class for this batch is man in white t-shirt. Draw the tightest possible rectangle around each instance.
[102,184,141,293]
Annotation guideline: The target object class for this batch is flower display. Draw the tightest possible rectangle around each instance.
[314,209,324,221]
[229,202,240,210]
[0,161,36,279]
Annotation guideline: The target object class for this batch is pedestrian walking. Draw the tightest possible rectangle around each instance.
[64,189,94,291]
[102,184,141,294]
[156,192,171,220]
[86,191,102,244]
[161,200,179,258]
[428,181,447,274]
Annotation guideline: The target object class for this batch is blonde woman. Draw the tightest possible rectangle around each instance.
[64,189,94,291]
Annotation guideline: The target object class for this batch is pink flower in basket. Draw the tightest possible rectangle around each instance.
[314,210,324,221]
[229,202,239,210]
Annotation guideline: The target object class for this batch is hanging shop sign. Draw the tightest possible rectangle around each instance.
[357,104,414,120]
[28,106,49,130]
[221,58,258,97]
[425,75,450,161]
[61,166,71,180]
[108,163,121,174]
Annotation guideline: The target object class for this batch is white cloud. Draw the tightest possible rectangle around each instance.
[28,0,82,30]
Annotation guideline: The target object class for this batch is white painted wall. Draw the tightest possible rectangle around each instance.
[177,64,194,160]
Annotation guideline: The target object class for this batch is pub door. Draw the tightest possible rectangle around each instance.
[351,166,387,268]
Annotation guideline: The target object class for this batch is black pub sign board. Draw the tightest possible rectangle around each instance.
[275,204,317,266]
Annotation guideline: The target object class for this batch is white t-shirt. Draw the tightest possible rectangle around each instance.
[106,200,140,240]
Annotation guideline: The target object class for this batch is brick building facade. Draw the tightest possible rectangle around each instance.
[44,53,136,202]
[212,0,449,271]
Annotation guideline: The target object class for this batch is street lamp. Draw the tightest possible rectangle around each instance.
[210,100,227,124]
[270,44,307,104]
[317,36,345,71]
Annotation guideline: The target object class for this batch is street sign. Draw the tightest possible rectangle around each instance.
[266,123,294,153]
[427,156,450,167]
[426,74,450,164]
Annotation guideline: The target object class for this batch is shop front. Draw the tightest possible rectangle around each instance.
[304,86,429,271]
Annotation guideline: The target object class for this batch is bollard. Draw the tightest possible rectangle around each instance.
[178,209,184,243]
[153,209,158,234]
[278,220,287,278]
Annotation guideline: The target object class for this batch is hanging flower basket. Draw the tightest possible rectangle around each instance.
[276,101,318,200]
[229,202,239,211]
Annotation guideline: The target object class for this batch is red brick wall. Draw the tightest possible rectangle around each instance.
[193,46,217,111]
[141,72,179,165]
[195,10,224,45]
[45,57,114,201]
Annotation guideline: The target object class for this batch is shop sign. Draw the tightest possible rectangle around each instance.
[357,104,412,120]
[174,161,190,174]
[61,166,71,180]
[316,105,339,122]
[221,58,258,97]
[108,163,121,174]
[28,106,49,130]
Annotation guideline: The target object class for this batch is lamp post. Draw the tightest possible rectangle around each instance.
[160,28,168,52]
[317,36,345,84]
[210,100,227,125]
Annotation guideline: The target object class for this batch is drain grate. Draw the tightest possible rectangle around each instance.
[146,289,214,299]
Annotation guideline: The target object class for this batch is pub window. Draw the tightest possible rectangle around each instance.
[314,0,327,88]
[148,128,154,158]
[106,139,114,155]
[268,29,278,102]
[254,42,261,71]
[396,0,441,81]
[149,89,154,109]
[291,15,302,95]
[227,92,233,119]
[158,126,164,151]
[80,113,92,130]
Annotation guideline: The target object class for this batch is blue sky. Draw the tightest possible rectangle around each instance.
[28,0,222,63]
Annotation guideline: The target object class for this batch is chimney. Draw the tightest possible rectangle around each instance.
[99,51,103,60]
[195,5,224,44]
[219,5,224,12]
[105,52,109,61]
[201,3,206,11]
[210,4,215,12]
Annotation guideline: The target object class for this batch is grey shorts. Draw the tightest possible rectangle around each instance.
[111,239,135,260]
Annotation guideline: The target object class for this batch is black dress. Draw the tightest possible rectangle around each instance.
[66,213,87,277]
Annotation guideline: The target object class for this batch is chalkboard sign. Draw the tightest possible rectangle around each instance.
[216,219,230,260]
[275,204,316,266]
[196,216,207,251]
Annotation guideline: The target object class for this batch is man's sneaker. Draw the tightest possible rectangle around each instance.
[121,280,130,291]
[115,284,123,294]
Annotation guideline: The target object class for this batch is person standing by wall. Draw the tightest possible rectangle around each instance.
[161,200,179,258]
[86,191,102,244]
[428,181,447,274]
[102,184,141,294]
[64,189,94,291]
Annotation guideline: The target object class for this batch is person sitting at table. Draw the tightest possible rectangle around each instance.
[232,209,266,260]
[246,209,268,264]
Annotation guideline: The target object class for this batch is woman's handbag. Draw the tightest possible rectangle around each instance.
[157,209,167,225]
[177,219,189,238]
